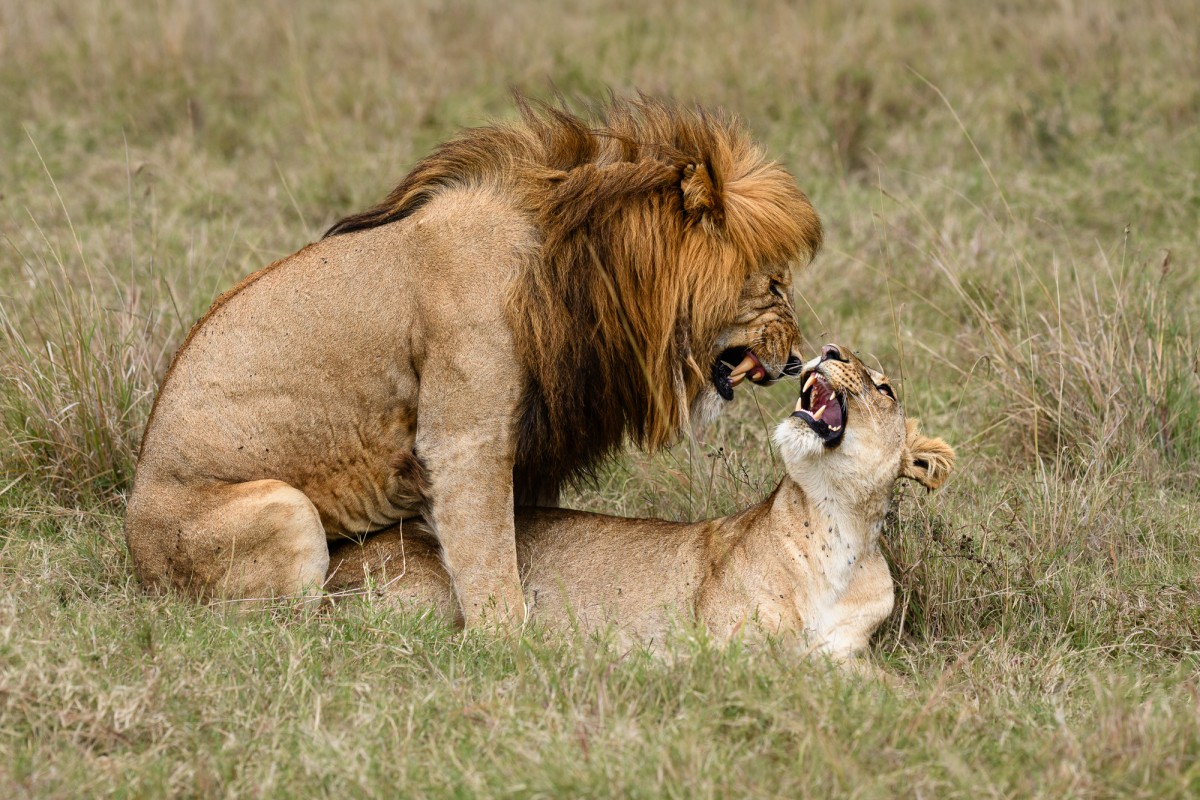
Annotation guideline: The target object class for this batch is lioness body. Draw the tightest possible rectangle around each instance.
[125,98,822,620]
[328,346,955,657]
[328,490,894,656]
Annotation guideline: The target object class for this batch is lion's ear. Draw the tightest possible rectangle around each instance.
[682,162,722,222]
[901,418,955,490]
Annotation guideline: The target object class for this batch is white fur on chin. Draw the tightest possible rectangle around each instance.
[773,418,826,465]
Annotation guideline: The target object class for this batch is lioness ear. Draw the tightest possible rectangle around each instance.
[901,418,956,490]
[682,162,723,223]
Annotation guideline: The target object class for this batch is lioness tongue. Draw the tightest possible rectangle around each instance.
[807,376,844,430]
[819,400,844,430]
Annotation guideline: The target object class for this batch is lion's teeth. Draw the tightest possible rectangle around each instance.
[728,353,758,379]
[794,397,805,413]
[803,373,817,392]
[830,425,842,432]
[730,374,746,387]
[812,405,827,421]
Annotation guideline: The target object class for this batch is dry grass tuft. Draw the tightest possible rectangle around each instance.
[1,276,163,504]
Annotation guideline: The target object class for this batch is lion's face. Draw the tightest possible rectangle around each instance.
[773,344,954,499]
[700,267,803,417]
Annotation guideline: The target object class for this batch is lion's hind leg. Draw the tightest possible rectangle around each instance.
[126,478,330,602]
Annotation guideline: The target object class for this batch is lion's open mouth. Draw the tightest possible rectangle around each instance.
[713,348,770,401]
[792,369,846,447]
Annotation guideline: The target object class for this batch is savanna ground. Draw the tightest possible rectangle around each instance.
[2,0,1199,796]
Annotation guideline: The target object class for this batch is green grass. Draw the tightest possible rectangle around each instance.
[3,0,1199,796]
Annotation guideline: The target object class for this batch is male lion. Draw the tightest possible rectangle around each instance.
[327,345,955,658]
[125,96,822,624]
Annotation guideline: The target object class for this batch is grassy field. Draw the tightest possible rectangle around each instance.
[3,0,1199,796]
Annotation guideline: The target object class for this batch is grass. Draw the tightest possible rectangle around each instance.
[2,0,1199,796]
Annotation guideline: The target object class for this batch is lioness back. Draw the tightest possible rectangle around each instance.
[327,508,710,638]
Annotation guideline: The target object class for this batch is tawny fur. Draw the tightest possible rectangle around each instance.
[125,95,821,623]
[328,347,955,659]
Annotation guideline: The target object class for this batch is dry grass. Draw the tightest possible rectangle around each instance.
[2,0,1199,796]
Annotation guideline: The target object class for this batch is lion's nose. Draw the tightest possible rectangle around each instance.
[782,353,804,377]
[820,344,847,363]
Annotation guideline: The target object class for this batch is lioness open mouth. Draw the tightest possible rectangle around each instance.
[792,369,846,447]
[713,348,770,401]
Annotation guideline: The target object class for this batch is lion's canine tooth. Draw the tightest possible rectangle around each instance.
[829,425,842,432]
[730,374,746,387]
[803,373,818,392]
[728,353,758,379]
[794,396,806,413]
[812,404,827,421]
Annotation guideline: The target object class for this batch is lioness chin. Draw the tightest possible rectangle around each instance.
[328,345,954,660]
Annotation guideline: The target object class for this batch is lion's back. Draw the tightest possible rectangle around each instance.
[137,229,417,485]
[130,188,537,536]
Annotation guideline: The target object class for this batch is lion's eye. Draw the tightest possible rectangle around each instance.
[769,282,789,300]
[877,383,896,401]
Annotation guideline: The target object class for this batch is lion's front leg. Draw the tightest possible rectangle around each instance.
[414,352,527,629]
[421,436,526,627]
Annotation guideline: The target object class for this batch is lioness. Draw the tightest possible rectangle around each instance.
[327,345,954,658]
[125,97,822,624]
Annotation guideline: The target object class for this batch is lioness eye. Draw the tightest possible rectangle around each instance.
[877,383,896,400]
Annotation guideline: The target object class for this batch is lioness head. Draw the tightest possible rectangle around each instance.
[773,344,955,497]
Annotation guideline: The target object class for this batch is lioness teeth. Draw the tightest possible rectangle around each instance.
[803,373,818,392]
[812,404,827,421]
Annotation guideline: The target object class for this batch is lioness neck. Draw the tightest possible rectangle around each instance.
[781,469,893,560]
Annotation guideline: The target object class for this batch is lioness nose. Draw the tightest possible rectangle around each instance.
[820,344,847,363]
